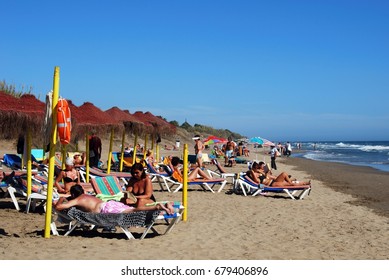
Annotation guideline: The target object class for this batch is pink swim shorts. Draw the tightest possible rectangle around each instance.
[100,200,134,214]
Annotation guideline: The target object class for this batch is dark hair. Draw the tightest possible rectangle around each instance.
[131,163,146,179]
[171,156,181,167]
[251,161,260,169]
[70,184,84,199]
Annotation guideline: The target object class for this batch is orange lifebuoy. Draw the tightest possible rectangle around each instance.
[57,98,71,145]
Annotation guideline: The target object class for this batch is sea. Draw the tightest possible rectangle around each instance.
[291,141,389,172]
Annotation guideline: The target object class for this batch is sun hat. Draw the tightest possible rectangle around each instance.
[65,157,74,166]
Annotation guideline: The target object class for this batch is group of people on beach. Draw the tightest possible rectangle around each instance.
[16,133,310,217]
[54,162,175,215]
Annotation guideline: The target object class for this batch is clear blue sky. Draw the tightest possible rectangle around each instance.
[1,0,388,142]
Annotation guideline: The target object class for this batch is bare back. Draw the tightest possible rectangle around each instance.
[56,194,103,213]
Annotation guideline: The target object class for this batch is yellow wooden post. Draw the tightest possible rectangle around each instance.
[85,132,90,182]
[132,133,138,165]
[44,66,59,238]
[107,128,114,174]
[143,134,148,159]
[182,144,188,221]
[61,145,66,170]
[156,142,160,163]
[26,129,32,198]
[119,130,125,172]
[151,135,154,150]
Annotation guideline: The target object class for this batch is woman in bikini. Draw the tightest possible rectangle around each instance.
[54,157,81,194]
[124,163,156,207]
[170,156,213,183]
[247,161,310,187]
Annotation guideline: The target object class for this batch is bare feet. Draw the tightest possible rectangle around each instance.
[158,202,175,215]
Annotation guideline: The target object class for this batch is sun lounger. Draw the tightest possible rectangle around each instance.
[145,162,181,192]
[206,159,237,186]
[2,153,38,170]
[1,171,58,212]
[236,174,311,200]
[51,205,183,240]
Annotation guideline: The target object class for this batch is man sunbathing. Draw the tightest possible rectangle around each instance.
[54,184,174,214]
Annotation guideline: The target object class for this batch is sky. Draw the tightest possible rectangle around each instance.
[1,0,389,142]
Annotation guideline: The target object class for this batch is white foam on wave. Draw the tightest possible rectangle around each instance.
[334,142,389,152]
[359,145,389,152]
[303,151,338,161]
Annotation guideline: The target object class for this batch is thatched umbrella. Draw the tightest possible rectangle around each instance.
[0,91,45,140]
[105,106,150,136]
[69,101,122,139]
[132,111,176,137]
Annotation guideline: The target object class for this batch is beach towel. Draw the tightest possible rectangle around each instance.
[65,207,160,228]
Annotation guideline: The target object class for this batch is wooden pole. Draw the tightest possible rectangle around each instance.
[182,143,188,222]
[85,132,90,182]
[107,128,114,174]
[44,66,59,238]
[26,129,32,198]
[119,130,125,172]
[132,133,138,165]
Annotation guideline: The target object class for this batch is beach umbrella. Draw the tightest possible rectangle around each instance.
[249,136,275,147]
[249,137,264,146]
[249,136,275,160]
[261,138,275,147]
[203,135,227,146]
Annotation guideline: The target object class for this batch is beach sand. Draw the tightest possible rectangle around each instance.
[1,141,389,260]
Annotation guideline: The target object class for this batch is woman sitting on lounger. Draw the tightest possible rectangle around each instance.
[54,184,174,214]
[170,156,213,183]
[54,157,81,194]
[247,161,310,187]
[125,163,156,208]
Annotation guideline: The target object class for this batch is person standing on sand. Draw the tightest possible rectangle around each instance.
[89,131,102,167]
[286,141,292,157]
[270,145,278,170]
[224,136,236,166]
[193,134,204,168]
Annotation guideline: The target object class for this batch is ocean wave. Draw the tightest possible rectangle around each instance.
[303,151,339,161]
[333,142,389,152]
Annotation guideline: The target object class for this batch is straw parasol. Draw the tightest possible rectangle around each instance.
[0,91,45,140]
[105,107,151,136]
[69,101,122,139]
[132,111,176,137]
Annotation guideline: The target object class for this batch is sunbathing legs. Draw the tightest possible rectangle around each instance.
[128,202,175,215]
[272,172,310,187]
[188,167,211,181]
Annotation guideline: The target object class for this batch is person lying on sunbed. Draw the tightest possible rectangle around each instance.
[247,161,310,187]
[54,184,174,214]
[73,152,86,167]
[170,156,214,183]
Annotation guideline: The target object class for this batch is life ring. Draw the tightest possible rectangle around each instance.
[57,98,71,145]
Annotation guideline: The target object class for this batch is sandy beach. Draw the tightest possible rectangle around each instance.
[1,140,389,260]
